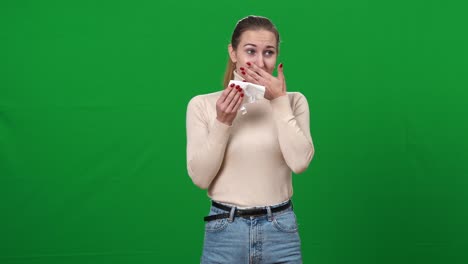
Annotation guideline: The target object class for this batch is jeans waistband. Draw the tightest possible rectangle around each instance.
[204,200,293,222]
[214,199,291,210]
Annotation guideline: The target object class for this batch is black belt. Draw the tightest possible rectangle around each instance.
[204,200,292,222]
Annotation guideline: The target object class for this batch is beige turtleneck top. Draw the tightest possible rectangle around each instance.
[186,71,314,207]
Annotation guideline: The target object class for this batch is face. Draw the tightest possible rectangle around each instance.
[228,29,278,75]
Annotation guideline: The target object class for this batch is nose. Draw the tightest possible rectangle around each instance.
[255,54,265,69]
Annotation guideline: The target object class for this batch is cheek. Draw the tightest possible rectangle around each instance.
[241,54,254,64]
[266,58,277,73]
[235,54,247,66]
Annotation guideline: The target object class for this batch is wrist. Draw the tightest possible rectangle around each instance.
[216,116,232,126]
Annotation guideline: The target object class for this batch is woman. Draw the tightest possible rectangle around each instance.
[186,15,314,263]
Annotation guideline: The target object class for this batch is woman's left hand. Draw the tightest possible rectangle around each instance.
[240,62,287,100]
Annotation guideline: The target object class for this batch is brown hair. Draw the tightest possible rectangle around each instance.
[223,15,280,88]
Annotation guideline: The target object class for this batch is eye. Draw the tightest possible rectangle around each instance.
[264,50,275,56]
[246,49,256,55]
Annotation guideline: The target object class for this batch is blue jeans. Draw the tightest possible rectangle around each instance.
[201,201,302,263]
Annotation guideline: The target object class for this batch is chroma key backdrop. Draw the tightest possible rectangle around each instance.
[1,0,468,263]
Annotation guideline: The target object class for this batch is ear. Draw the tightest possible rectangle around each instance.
[228,44,237,64]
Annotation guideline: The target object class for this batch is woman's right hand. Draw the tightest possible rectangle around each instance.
[216,84,244,126]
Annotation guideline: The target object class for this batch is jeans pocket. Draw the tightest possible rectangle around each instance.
[272,210,299,233]
[205,218,228,233]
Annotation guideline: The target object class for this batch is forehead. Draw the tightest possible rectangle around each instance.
[238,29,277,48]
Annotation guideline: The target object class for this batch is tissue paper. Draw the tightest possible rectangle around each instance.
[228,80,265,115]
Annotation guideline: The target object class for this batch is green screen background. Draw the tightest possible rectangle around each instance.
[1,0,467,263]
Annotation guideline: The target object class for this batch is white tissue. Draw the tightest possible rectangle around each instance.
[228,80,265,115]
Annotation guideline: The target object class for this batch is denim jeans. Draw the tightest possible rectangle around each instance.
[201,201,302,264]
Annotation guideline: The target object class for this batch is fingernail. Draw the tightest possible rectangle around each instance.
[242,79,246,82]
[241,93,244,97]
[242,71,246,75]
[240,67,245,71]
[230,83,235,87]
[279,63,283,68]
[246,62,251,66]
[236,85,240,89]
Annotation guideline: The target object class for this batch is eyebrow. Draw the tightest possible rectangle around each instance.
[243,43,277,49]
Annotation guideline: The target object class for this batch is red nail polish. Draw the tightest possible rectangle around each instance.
[230,83,235,87]
[279,63,283,68]
[246,62,251,66]
[242,71,246,75]
[240,67,245,71]
[236,85,240,89]
[242,80,246,82]
[241,93,244,97]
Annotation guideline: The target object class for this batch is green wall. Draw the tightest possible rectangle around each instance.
[1,0,467,263]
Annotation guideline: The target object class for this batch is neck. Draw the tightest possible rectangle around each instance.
[233,70,243,81]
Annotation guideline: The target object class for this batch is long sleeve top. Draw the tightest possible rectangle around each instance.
[186,71,315,207]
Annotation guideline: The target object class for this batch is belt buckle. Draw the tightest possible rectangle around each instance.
[237,207,267,218]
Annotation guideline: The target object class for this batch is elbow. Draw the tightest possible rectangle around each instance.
[187,161,211,189]
[191,176,210,189]
[291,162,308,174]
[290,146,315,174]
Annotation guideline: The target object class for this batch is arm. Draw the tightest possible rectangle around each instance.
[270,93,315,174]
[186,96,232,189]
[241,62,314,173]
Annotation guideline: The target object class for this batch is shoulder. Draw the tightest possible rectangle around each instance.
[286,91,307,100]
[286,91,309,108]
[187,91,223,115]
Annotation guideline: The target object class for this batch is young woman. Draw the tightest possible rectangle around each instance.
[186,15,315,263]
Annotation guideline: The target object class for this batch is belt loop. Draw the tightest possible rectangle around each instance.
[228,206,236,223]
[267,206,273,222]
